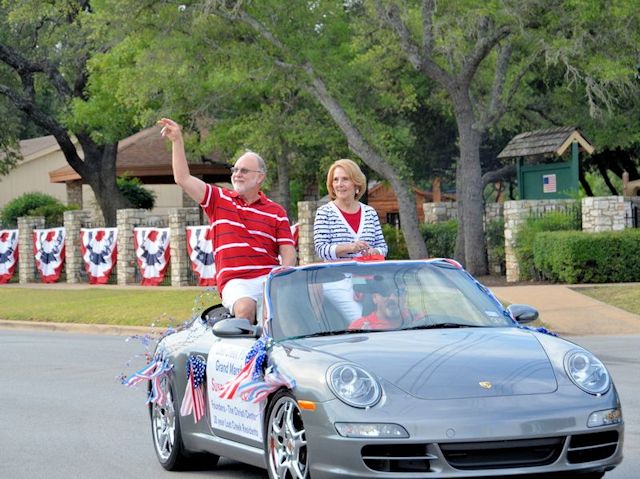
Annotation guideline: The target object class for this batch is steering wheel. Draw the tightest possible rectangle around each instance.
[200,303,232,326]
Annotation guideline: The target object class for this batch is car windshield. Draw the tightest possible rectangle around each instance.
[264,260,513,341]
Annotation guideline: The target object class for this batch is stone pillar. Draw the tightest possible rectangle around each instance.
[66,180,83,208]
[297,201,320,265]
[63,210,92,283]
[581,196,625,232]
[182,189,199,208]
[169,207,199,286]
[116,209,147,285]
[17,216,45,284]
[423,201,457,224]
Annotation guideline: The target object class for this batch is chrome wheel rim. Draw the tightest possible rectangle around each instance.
[152,381,175,462]
[267,396,308,479]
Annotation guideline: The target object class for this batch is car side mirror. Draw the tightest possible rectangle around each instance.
[212,318,263,338]
[507,304,539,324]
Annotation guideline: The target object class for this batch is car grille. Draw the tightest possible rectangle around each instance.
[362,444,437,473]
[361,431,620,474]
[440,437,565,470]
[567,431,619,464]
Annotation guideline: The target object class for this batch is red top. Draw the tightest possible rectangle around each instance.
[348,312,397,330]
[337,206,362,233]
[200,184,294,294]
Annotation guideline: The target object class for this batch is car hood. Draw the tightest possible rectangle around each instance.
[296,328,558,400]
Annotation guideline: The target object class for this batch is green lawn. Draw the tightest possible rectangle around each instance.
[1,283,639,328]
[572,285,640,316]
[0,287,220,327]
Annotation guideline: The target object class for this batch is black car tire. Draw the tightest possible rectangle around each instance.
[150,377,219,471]
[265,390,309,479]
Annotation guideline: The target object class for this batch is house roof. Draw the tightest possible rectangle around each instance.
[368,180,455,201]
[48,126,231,184]
[497,126,594,159]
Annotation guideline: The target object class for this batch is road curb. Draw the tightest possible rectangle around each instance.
[0,319,154,336]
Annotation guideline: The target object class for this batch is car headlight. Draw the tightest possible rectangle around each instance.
[564,349,610,395]
[327,363,381,408]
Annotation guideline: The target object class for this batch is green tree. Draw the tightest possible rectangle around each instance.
[0,0,135,226]
[369,0,640,273]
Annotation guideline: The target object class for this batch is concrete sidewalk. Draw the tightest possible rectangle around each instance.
[491,285,640,336]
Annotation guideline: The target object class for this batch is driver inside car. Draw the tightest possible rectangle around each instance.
[348,281,404,330]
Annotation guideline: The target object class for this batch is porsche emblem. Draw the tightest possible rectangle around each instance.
[479,381,493,389]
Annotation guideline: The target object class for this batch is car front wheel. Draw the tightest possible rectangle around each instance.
[265,390,309,479]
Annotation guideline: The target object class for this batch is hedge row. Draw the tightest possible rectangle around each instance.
[533,229,640,283]
[382,220,458,259]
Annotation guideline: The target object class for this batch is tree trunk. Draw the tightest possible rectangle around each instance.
[276,146,292,217]
[75,135,131,226]
[455,106,488,275]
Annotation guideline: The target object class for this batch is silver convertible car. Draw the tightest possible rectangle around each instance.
[147,259,623,478]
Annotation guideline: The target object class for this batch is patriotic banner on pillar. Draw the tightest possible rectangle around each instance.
[80,228,118,284]
[0,229,19,284]
[134,227,170,286]
[291,223,299,249]
[186,226,216,287]
[33,227,66,283]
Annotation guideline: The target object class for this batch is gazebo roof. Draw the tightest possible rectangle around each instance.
[49,126,231,184]
[497,126,594,159]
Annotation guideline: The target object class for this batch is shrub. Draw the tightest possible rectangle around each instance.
[421,220,457,258]
[515,207,580,280]
[533,229,640,283]
[0,192,71,227]
[117,175,156,210]
[486,218,505,275]
[382,224,409,259]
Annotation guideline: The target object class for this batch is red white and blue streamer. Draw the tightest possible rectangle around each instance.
[134,227,170,286]
[218,336,296,403]
[0,229,19,284]
[123,354,173,406]
[33,227,66,283]
[80,228,118,284]
[186,226,216,287]
[180,355,206,423]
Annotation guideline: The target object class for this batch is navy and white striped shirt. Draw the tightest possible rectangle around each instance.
[313,202,388,260]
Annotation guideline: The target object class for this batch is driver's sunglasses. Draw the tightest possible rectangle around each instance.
[230,166,263,175]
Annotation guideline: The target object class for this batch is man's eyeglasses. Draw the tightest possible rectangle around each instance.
[230,166,264,175]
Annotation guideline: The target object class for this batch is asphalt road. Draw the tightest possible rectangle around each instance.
[0,330,637,479]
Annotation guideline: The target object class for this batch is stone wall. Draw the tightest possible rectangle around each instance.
[581,196,625,232]
[423,201,457,224]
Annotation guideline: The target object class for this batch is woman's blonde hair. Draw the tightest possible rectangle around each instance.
[326,159,366,201]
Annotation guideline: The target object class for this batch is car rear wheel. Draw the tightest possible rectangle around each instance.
[265,390,309,479]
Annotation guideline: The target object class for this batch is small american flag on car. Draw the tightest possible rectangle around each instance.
[543,174,557,193]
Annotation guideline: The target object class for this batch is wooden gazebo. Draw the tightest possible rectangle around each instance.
[497,126,594,200]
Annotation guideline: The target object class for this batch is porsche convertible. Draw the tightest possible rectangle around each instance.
[146,259,623,478]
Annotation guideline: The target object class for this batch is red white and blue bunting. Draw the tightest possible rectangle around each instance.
[80,228,118,284]
[134,227,171,286]
[0,229,19,284]
[186,226,216,287]
[33,227,66,283]
[291,222,299,249]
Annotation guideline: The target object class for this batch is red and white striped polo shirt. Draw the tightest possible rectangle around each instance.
[200,184,294,294]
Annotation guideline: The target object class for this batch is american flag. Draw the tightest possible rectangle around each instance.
[218,336,296,403]
[123,355,173,406]
[543,174,557,193]
[180,355,206,423]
